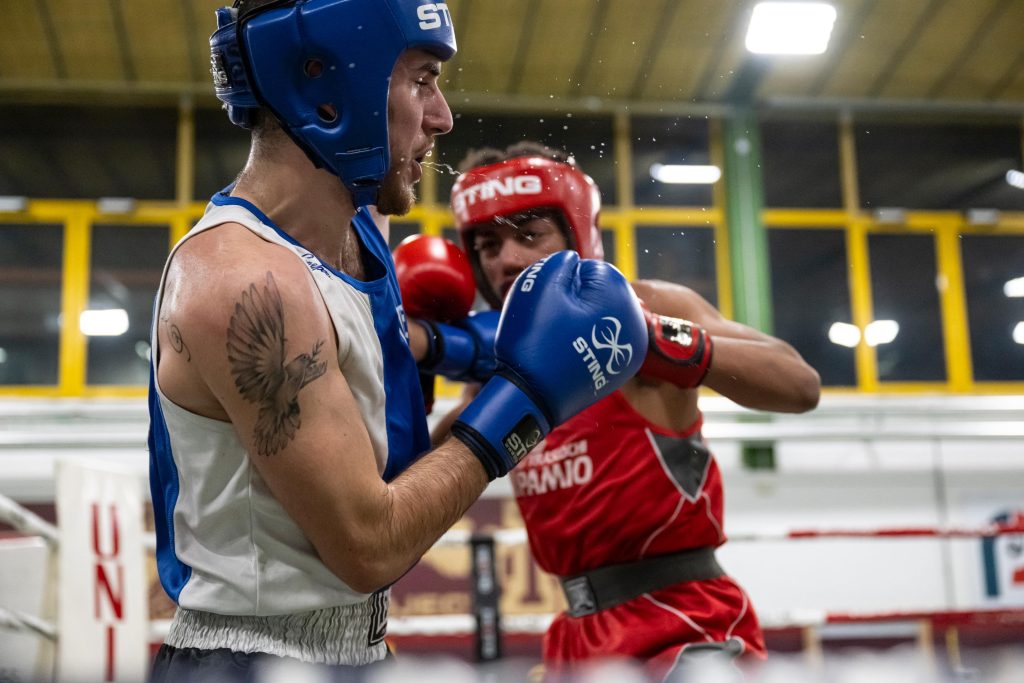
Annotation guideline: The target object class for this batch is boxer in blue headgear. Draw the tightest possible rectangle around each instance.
[148,1,650,678]
[210,0,457,207]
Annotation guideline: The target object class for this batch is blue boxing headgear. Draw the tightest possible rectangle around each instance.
[210,0,457,207]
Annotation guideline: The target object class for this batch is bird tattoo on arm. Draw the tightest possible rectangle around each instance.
[227,272,328,457]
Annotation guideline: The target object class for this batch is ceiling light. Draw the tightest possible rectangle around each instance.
[650,164,722,184]
[97,197,136,214]
[1014,322,1024,346]
[865,320,899,347]
[0,196,28,212]
[745,2,837,55]
[80,309,129,336]
[828,322,860,348]
[1004,277,1024,298]
[1006,170,1024,190]
[965,208,999,226]
[873,207,907,225]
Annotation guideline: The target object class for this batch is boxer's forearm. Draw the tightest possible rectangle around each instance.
[338,437,488,592]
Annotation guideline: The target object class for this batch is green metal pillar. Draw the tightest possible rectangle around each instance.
[722,108,773,333]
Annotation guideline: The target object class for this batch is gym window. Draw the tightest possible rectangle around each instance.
[635,226,718,307]
[0,224,63,385]
[768,227,855,388]
[86,224,169,386]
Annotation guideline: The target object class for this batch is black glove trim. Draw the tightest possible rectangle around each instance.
[451,421,502,481]
[415,319,445,371]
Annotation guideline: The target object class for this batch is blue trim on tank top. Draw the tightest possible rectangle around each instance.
[147,363,193,603]
[209,191,388,292]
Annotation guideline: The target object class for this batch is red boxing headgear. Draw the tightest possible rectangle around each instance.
[453,156,603,258]
[452,156,603,307]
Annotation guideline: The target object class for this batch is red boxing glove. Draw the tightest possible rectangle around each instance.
[393,235,476,323]
[638,304,713,388]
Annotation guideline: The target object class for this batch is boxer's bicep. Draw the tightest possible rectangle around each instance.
[185,252,393,592]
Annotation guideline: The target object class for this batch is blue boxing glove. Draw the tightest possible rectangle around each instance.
[452,251,648,479]
[416,310,499,383]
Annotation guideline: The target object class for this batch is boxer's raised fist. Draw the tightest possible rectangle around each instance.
[393,234,475,323]
[453,251,648,479]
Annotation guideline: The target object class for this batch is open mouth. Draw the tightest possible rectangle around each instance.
[410,154,426,181]
[414,145,434,166]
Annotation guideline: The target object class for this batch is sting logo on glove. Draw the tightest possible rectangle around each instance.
[591,316,634,375]
[573,316,634,392]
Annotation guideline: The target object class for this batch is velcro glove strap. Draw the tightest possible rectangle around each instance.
[451,375,552,480]
[639,313,714,388]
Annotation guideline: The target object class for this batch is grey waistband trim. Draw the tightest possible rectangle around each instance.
[166,591,389,666]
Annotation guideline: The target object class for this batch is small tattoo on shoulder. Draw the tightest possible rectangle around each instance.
[226,272,328,457]
[169,324,191,361]
[160,312,191,361]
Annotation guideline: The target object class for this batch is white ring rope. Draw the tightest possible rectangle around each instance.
[0,606,57,641]
[3,494,1023,642]
[0,493,59,546]
[133,520,1024,553]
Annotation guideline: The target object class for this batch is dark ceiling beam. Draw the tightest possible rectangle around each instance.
[927,0,1010,99]
[569,0,612,97]
[693,1,747,101]
[866,0,944,98]
[762,95,1024,117]
[504,0,541,95]
[985,47,1024,101]
[627,0,680,101]
[1,79,1021,119]
[809,0,879,96]
[35,0,67,80]
[0,78,218,107]
[108,0,137,82]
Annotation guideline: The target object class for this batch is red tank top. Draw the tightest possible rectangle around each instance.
[512,390,725,577]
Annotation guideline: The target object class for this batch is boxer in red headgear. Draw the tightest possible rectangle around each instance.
[451,153,604,307]
[432,141,822,680]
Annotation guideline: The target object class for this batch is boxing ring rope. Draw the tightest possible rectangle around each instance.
[0,606,56,642]
[3,488,1023,645]
[726,522,1024,542]
[123,519,1024,555]
[0,494,58,546]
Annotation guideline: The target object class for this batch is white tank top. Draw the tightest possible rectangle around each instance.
[146,195,429,662]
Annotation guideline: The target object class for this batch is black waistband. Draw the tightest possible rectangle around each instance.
[560,546,724,618]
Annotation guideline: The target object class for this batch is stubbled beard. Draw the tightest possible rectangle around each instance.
[375,164,415,216]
